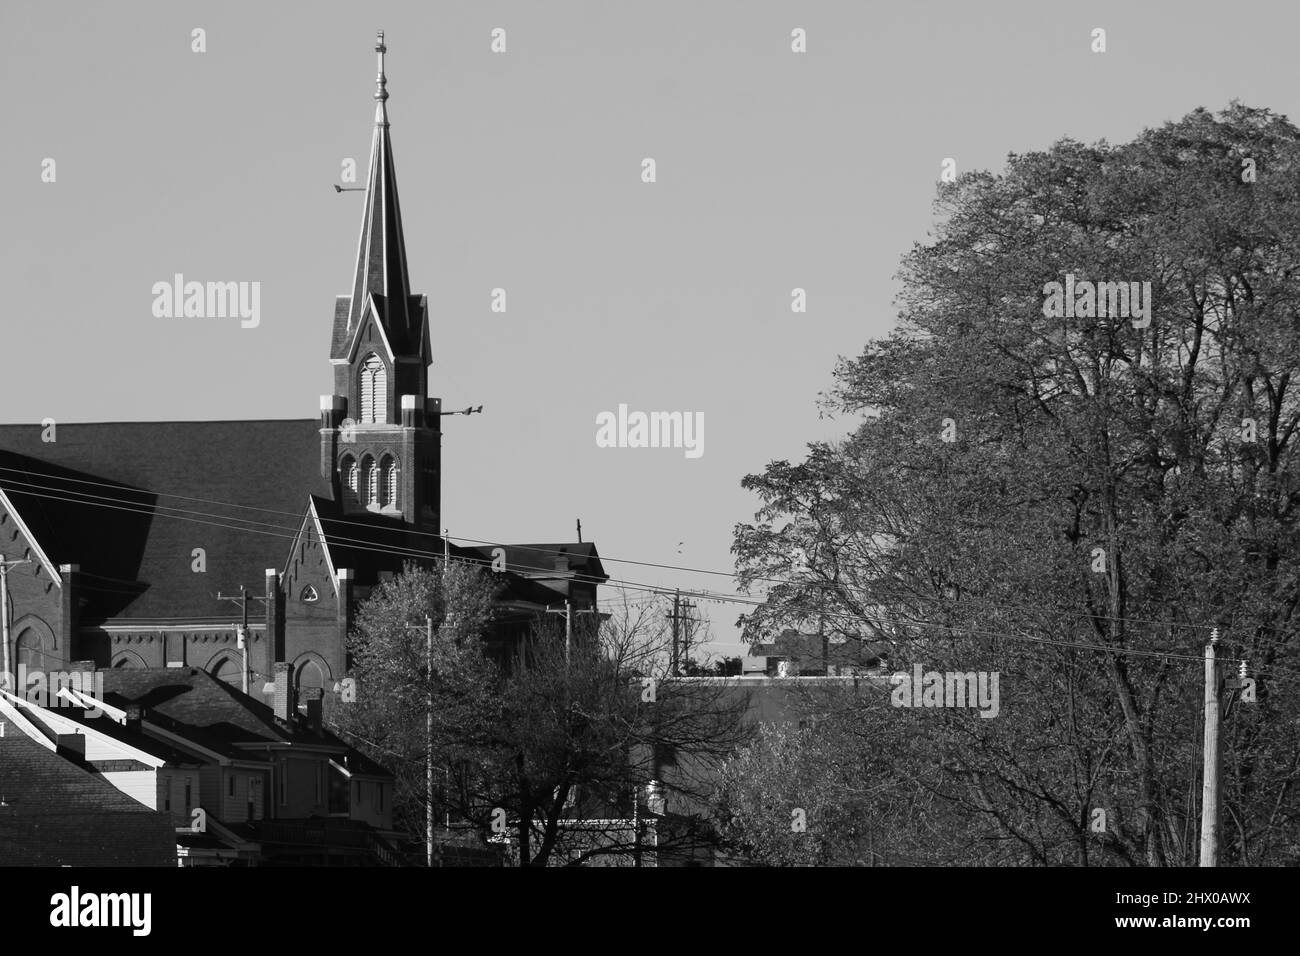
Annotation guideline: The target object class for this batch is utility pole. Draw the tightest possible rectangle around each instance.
[217,586,268,695]
[576,519,583,544]
[633,784,641,869]
[545,601,598,666]
[401,614,439,867]
[666,590,696,676]
[670,591,680,675]
[427,614,434,868]
[1200,627,1222,867]
[0,558,33,689]
[433,539,448,866]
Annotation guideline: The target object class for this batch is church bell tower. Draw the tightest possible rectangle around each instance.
[320,33,440,532]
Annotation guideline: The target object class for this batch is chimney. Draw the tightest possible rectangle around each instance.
[303,688,324,735]
[56,733,86,761]
[125,704,143,732]
[264,568,282,673]
[554,549,570,573]
[60,565,82,663]
[336,570,354,679]
[273,662,293,722]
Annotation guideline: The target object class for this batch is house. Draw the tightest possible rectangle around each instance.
[745,625,889,677]
[1,664,404,866]
[0,690,177,866]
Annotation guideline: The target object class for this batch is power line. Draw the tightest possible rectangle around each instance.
[0,476,756,603]
[0,477,1279,669]
[0,462,1277,638]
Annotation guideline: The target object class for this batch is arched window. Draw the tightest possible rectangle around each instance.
[211,655,242,689]
[380,455,397,508]
[16,628,48,670]
[294,658,327,718]
[340,455,358,502]
[359,354,387,424]
[295,659,326,697]
[360,456,376,506]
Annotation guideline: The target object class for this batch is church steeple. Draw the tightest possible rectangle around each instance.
[340,31,419,351]
[322,33,439,532]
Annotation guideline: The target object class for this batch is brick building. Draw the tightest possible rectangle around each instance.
[0,34,605,721]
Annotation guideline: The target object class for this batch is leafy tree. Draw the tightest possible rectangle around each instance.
[337,569,751,865]
[333,560,503,844]
[732,103,1300,865]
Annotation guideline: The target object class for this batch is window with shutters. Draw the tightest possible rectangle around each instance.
[380,455,397,508]
[359,353,387,424]
[360,456,376,506]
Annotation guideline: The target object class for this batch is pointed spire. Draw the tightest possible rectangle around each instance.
[345,31,415,348]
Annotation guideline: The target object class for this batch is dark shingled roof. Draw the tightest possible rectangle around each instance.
[0,723,177,866]
[18,706,201,767]
[99,667,392,778]
[455,542,608,583]
[0,420,328,622]
[100,667,297,753]
[311,495,426,583]
[308,499,606,609]
[331,294,427,362]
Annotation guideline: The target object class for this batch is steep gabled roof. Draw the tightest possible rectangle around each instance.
[0,713,177,866]
[99,667,294,751]
[0,420,329,622]
[312,495,425,584]
[1,689,196,767]
[98,668,393,779]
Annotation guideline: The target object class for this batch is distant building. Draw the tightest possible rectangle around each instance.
[745,625,889,677]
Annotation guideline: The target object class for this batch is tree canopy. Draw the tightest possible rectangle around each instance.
[730,104,1300,866]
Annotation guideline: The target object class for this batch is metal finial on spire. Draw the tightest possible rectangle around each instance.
[375,31,388,103]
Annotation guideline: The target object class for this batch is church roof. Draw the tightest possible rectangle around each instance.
[307,498,607,606]
[0,419,607,625]
[0,419,327,623]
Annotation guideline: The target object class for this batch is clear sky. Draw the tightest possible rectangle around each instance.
[2,0,1297,658]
